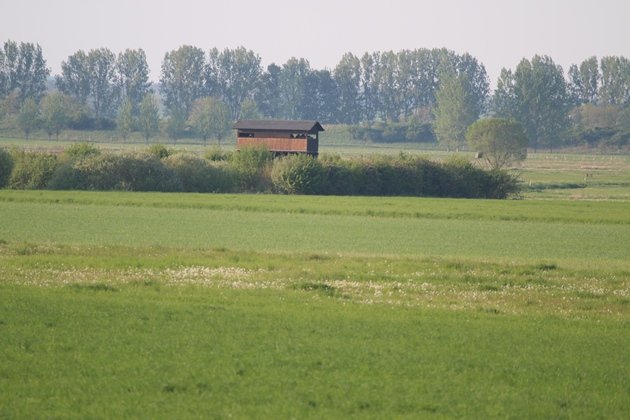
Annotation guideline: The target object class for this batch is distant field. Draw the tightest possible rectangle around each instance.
[1,191,629,267]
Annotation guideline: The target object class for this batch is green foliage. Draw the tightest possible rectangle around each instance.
[160,46,206,122]
[187,96,231,144]
[229,146,273,191]
[493,55,571,151]
[434,73,479,151]
[64,142,101,161]
[271,154,324,194]
[146,144,172,159]
[0,148,14,187]
[48,152,181,192]
[466,118,528,169]
[17,98,39,139]
[138,93,160,143]
[116,97,134,140]
[8,149,59,189]
[40,92,72,139]
[204,146,231,161]
[163,153,235,192]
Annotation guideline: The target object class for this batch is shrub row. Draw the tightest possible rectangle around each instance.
[0,145,519,198]
[273,154,518,198]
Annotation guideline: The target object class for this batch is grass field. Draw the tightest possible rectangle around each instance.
[1,188,630,418]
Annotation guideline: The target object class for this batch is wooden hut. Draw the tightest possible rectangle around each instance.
[233,120,324,157]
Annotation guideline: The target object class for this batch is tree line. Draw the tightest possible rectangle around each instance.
[1,39,630,149]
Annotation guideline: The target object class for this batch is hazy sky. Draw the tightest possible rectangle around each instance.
[2,0,629,86]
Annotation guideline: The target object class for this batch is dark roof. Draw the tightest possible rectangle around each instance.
[233,119,324,133]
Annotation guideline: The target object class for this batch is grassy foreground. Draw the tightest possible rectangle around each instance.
[1,191,629,417]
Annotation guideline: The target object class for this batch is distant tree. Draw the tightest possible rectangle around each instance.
[466,118,528,169]
[359,52,379,122]
[493,56,571,151]
[334,52,361,124]
[304,69,338,123]
[88,48,119,126]
[453,52,490,116]
[599,56,630,106]
[374,51,400,120]
[239,98,261,120]
[56,50,91,105]
[0,40,49,103]
[433,72,478,151]
[40,92,72,139]
[255,63,282,118]
[188,96,231,145]
[567,57,599,105]
[279,57,311,119]
[160,45,206,129]
[138,93,160,143]
[206,47,261,120]
[57,48,119,127]
[116,97,134,140]
[116,49,151,115]
[17,97,39,139]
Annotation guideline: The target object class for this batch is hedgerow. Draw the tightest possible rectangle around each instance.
[5,145,520,198]
[0,148,14,188]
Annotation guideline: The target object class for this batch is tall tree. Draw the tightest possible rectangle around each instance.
[360,52,379,122]
[599,56,630,106]
[453,52,490,117]
[138,92,159,143]
[17,98,39,139]
[493,55,571,151]
[116,97,134,140]
[40,92,72,139]
[0,40,49,103]
[567,57,599,105]
[334,52,361,124]
[279,57,311,120]
[188,96,231,145]
[88,48,119,125]
[433,72,478,151]
[256,63,282,119]
[116,49,151,115]
[302,69,338,122]
[160,45,207,129]
[206,47,261,120]
[374,51,400,121]
[56,50,91,105]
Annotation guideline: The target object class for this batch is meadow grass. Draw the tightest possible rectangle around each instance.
[1,185,630,416]
[1,192,629,268]
[2,282,628,418]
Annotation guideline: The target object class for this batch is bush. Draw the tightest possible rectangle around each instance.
[163,153,235,193]
[0,148,14,188]
[147,144,172,159]
[49,152,181,192]
[271,155,324,194]
[9,150,60,189]
[204,147,231,162]
[481,169,521,199]
[229,146,273,192]
[64,143,101,161]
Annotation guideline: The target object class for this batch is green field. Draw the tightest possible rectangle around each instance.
[1,187,630,418]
